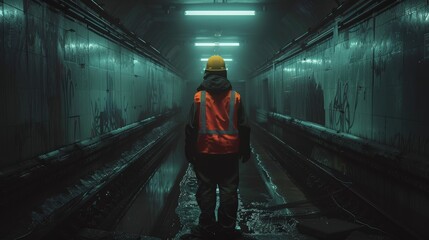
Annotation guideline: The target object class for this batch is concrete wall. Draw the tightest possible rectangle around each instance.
[0,0,184,167]
[248,0,429,158]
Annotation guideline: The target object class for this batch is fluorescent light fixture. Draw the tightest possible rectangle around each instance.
[203,67,230,71]
[201,58,233,62]
[185,10,255,16]
[195,42,239,47]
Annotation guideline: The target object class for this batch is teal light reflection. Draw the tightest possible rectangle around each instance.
[185,10,255,16]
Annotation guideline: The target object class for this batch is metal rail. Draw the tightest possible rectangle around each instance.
[0,112,179,240]
[252,121,419,240]
[53,122,183,239]
[0,111,176,206]
[267,112,429,193]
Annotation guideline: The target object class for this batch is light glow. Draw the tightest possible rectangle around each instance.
[185,10,255,16]
[201,58,233,62]
[301,59,323,64]
[0,9,19,17]
[89,43,100,49]
[195,42,239,47]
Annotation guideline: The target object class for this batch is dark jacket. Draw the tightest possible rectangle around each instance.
[185,72,251,163]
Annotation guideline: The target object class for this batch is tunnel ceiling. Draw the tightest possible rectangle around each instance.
[95,0,339,80]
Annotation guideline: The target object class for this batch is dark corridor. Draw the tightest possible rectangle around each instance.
[1,0,428,240]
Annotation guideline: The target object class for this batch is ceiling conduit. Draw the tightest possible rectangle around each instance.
[41,0,183,77]
[253,0,401,77]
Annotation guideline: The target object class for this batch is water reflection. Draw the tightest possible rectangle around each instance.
[173,145,316,240]
[115,139,185,235]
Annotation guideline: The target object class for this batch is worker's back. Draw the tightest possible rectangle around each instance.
[183,55,250,240]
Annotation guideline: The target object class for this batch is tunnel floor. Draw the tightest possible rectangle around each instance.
[77,133,390,240]
[172,137,319,240]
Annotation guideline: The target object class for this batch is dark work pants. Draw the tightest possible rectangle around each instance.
[193,153,240,233]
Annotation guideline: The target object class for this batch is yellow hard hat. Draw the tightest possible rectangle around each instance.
[205,55,226,72]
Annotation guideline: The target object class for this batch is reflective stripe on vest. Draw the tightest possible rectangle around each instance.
[195,90,240,154]
[199,90,238,135]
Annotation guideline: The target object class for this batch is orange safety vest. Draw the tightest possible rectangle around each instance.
[194,90,240,154]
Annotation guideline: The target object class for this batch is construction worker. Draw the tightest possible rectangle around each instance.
[183,55,251,240]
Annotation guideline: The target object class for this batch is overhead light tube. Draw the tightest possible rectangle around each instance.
[195,42,240,47]
[185,10,255,16]
[201,58,233,62]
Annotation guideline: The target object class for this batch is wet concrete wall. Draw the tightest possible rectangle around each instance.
[0,0,184,167]
[249,0,429,158]
[248,1,429,237]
